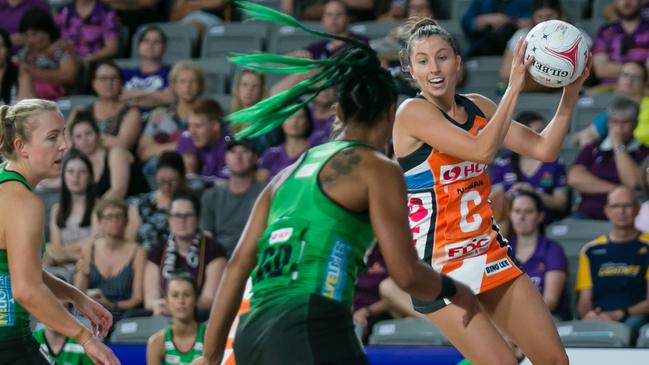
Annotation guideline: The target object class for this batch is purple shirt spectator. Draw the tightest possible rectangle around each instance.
[509,235,571,320]
[491,155,567,222]
[147,234,226,296]
[54,0,120,59]
[0,0,48,37]
[122,64,171,92]
[593,18,649,84]
[307,105,335,146]
[176,130,229,180]
[258,144,303,179]
[353,246,388,312]
[306,33,369,60]
[574,138,649,219]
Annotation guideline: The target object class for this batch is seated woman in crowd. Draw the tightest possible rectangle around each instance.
[0,29,18,105]
[508,190,571,321]
[573,61,649,147]
[229,69,267,134]
[47,149,98,265]
[16,9,79,100]
[257,106,312,181]
[144,192,226,319]
[75,199,146,323]
[490,111,569,229]
[54,0,120,63]
[70,112,149,199]
[146,274,205,365]
[127,151,187,250]
[138,61,205,168]
[69,61,142,151]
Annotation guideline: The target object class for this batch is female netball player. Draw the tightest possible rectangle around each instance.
[190,3,479,365]
[393,18,590,365]
[0,100,119,365]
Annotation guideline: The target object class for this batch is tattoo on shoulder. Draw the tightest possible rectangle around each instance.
[321,148,363,187]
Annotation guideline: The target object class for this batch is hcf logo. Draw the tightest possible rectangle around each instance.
[439,161,487,184]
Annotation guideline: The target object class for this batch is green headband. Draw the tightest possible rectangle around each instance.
[226,0,381,139]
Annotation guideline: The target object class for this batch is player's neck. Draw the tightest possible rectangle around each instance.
[172,318,197,337]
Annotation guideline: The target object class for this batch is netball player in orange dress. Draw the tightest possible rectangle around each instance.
[393,18,590,365]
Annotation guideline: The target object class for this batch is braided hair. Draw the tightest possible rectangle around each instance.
[226,1,397,139]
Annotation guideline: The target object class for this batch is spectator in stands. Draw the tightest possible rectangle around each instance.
[138,61,205,166]
[509,190,571,320]
[146,274,204,365]
[33,321,93,364]
[229,69,267,135]
[592,0,649,85]
[637,156,649,232]
[257,106,312,181]
[70,112,150,199]
[461,0,532,57]
[0,29,18,104]
[498,0,564,92]
[573,61,649,147]
[103,0,165,37]
[145,191,227,316]
[126,151,185,250]
[576,186,649,339]
[200,139,265,256]
[121,26,174,109]
[54,0,120,63]
[603,0,649,21]
[169,0,229,33]
[491,111,569,225]
[300,0,370,59]
[568,96,649,219]
[0,0,48,50]
[378,0,437,21]
[75,199,146,323]
[178,98,228,184]
[47,150,98,266]
[69,61,142,151]
[15,9,80,100]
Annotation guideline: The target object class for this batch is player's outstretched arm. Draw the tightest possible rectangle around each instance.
[194,187,272,365]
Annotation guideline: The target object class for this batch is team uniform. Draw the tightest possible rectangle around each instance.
[233,141,375,365]
[32,328,92,365]
[398,94,523,312]
[162,323,205,365]
[0,164,51,364]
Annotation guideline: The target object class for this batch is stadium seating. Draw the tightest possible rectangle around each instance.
[572,93,615,133]
[556,320,631,347]
[109,316,169,344]
[350,21,401,40]
[56,95,97,119]
[459,56,503,101]
[450,0,472,21]
[205,93,233,115]
[201,22,266,59]
[369,319,450,346]
[546,219,612,257]
[131,22,199,62]
[637,324,649,347]
[514,93,563,123]
[267,22,324,54]
[192,58,232,94]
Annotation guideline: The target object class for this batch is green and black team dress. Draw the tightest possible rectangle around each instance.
[0,164,51,365]
[163,323,205,365]
[32,328,92,365]
[233,141,375,365]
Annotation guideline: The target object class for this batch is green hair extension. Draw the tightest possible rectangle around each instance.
[225,0,380,139]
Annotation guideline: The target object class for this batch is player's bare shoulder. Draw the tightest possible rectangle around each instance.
[463,93,497,119]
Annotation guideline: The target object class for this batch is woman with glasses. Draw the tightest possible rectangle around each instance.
[144,191,226,318]
[75,199,146,323]
[126,151,186,250]
[68,61,142,152]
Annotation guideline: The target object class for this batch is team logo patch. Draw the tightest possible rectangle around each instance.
[445,234,491,260]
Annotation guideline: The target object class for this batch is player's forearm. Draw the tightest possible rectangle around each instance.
[536,89,579,160]
[203,262,250,361]
[43,270,84,303]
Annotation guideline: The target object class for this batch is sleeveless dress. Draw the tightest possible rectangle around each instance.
[163,323,205,365]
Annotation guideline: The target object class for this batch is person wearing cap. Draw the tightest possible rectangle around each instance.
[177,98,229,185]
[200,138,265,256]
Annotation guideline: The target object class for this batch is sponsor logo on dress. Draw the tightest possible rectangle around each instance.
[485,258,512,276]
[321,239,350,301]
[0,273,16,327]
[445,234,491,260]
[269,227,293,244]
[439,161,487,185]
